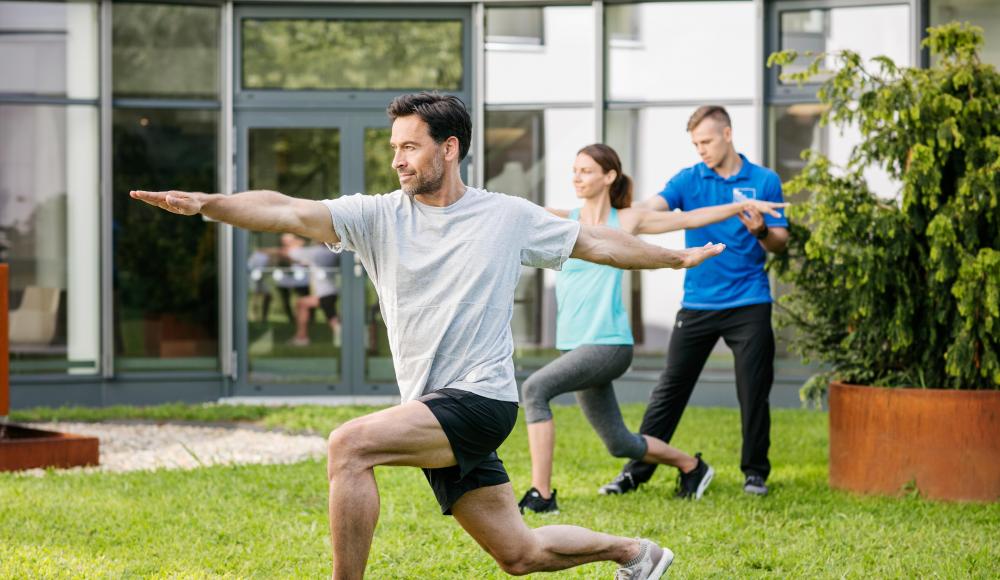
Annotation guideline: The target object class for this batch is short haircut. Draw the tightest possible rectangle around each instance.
[687,105,732,132]
[387,92,472,160]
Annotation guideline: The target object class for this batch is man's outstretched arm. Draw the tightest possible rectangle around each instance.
[571,224,724,270]
[129,189,338,244]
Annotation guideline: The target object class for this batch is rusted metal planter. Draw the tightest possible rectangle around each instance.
[0,263,100,471]
[829,381,1000,502]
[0,425,100,471]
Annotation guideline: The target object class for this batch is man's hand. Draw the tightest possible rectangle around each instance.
[130,190,205,216]
[678,242,727,268]
[736,206,767,236]
[742,200,787,219]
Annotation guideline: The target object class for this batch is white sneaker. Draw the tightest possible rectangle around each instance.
[614,539,674,579]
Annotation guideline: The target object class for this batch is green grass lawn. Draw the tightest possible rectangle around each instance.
[2,404,997,578]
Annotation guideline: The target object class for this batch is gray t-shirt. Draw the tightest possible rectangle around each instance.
[322,187,580,403]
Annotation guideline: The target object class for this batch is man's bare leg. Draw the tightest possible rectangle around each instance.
[453,482,645,575]
[326,401,456,579]
[527,419,556,497]
[294,295,320,342]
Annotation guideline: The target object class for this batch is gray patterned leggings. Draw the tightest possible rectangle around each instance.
[522,344,647,460]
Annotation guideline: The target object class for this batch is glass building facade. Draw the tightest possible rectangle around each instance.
[2,0,994,407]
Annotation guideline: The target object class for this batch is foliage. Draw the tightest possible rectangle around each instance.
[3,405,999,577]
[112,3,220,99]
[766,23,1000,403]
[242,19,463,91]
[112,109,219,326]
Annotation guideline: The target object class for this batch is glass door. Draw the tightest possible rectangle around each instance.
[357,116,396,388]
[234,111,399,396]
[235,113,350,394]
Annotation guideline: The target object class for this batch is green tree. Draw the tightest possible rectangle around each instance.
[767,23,1000,404]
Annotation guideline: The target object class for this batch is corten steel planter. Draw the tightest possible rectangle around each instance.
[0,425,99,472]
[829,381,1000,502]
[0,263,100,471]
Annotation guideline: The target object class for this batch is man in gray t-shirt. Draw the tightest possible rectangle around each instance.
[322,187,577,404]
[131,92,724,580]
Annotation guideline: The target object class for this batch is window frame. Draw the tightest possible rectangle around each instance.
[485,5,545,48]
[234,5,472,110]
[765,0,920,105]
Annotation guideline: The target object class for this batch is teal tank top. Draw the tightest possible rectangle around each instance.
[555,207,634,350]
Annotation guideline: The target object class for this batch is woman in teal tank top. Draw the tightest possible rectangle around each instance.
[518,144,787,514]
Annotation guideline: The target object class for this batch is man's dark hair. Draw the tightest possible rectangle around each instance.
[687,105,732,132]
[387,92,472,161]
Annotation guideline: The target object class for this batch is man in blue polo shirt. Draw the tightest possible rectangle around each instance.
[599,105,788,497]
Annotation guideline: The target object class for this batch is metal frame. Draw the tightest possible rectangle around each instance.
[594,0,605,141]
[472,2,486,186]
[230,110,402,397]
[220,1,236,385]
[764,0,920,105]
[232,112,353,397]
[761,0,927,169]
[233,4,473,110]
[100,0,114,382]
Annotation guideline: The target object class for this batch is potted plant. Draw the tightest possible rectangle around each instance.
[767,23,999,501]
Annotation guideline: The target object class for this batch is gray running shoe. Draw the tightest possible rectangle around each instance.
[743,474,769,496]
[599,471,639,495]
[614,539,674,580]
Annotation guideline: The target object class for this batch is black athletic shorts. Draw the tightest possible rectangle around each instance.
[318,294,338,320]
[418,388,519,515]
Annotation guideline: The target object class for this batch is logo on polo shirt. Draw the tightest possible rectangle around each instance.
[732,187,757,202]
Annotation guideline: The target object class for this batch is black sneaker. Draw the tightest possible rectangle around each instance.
[743,474,768,496]
[598,470,639,495]
[518,487,559,514]
[676,452,714,500]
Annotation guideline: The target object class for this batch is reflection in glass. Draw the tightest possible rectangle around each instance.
[242,19,463,91]
[247,128,342,384]
[113,109,219,371]
[930,0,1000,67]
[778,5,911,84]
[0,1,99,98]
[112,3,220,99]
[771,103,898,200]
[605,4,640,44]
[1,104,100,375]
[485,8,544,45]
[484,111,545,201]
[364,127,397,194]
[363,127,395,382]
[779,10,831,82]
[771,104,828,188]
[484,110,544,347]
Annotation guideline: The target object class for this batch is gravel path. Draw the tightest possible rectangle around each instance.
[20,422,327,475]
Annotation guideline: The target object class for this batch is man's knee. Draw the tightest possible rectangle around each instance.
[491,547,540,576]
[327,420,372,474]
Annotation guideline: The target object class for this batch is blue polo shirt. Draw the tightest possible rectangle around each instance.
[658,154,787,310]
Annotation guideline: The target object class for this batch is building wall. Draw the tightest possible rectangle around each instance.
[3,0,996,405]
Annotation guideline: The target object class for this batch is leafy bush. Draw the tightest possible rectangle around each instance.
[766,23,1000,404]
